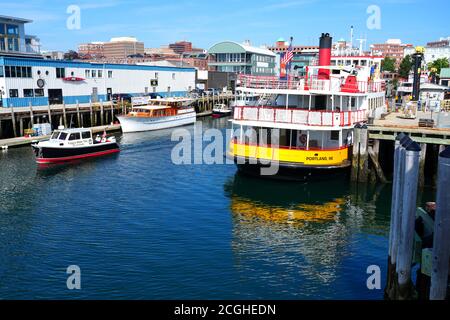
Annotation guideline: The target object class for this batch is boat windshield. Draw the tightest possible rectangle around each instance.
[59,132,68,140]
[51,131,60,140]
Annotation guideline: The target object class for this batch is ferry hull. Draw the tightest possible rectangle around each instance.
[117,113,196,133]
[32,142,120,164]
[228,142,351,181]
[232,157,350,181]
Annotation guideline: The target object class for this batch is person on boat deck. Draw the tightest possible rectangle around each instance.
[346,132,352,146]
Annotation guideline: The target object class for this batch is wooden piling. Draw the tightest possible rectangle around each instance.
[430,147,450,300]
[418,143,427,187]
[10,107,17,138]
[89,102,94,127]
[47,104,52,126]
[386,135,405,299]
[110,102,114,124]
[351,126,360,182]
[76,101,81,127]
[368,140,387,183]
[29,102,34,127]
[396,140,421,300]
[19,117,24,137]
[358,126,369,183]
[62,103,67,128]
[100,101,104,126]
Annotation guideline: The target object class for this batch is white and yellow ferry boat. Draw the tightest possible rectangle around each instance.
[227,33,386,180]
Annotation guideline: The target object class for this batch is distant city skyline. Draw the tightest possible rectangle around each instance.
[1,0,448,52]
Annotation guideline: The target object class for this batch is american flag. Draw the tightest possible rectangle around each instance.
[281,40,294,65]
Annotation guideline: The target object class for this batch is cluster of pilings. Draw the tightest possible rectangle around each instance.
[385,133,450,300]
[193,93,234,115]
[352,124,448,186]
[351,124,387,184]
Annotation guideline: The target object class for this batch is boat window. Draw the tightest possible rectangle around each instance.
[330,131,340,141]
[59,132,68,140]
[81,131,91,139]
[51,131,60,139]
[68,132,81,140]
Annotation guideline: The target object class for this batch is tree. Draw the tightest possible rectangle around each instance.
[398,55,412,79]
[381,57,396,72]
[63,50,80,60]
[428,58,450,76]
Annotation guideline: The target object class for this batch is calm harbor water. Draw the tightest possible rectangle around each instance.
[0,117,433,299]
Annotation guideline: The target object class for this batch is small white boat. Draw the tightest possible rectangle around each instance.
[32,128,119,164]
[212,104,232,118]
[117,97,196,133]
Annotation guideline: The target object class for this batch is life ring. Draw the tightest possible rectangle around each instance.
[300,134,307,145]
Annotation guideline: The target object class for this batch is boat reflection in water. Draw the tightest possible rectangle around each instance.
[224,174,390,299]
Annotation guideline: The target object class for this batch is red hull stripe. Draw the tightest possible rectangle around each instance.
[36,149,120,164]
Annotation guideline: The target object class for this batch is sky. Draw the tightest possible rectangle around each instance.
[1,0,448,52]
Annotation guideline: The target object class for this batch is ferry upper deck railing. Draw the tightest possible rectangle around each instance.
[233,106,367,127]
[237,74,384,93]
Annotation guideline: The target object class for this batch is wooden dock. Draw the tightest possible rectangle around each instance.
[0,93,235,141]
[351,111,450,186]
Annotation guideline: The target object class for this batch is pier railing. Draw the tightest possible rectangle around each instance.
[233,106,367,127]
[237,74,384,93]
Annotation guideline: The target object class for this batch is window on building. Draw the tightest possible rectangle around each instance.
[0,66,3,77]
[91,70,96,78]
[56,67,65,78]
[16,66,22,77]
[23,66,28,78]
[6,24,19,35]
[34,89,44,97]
[108,70,113,78]
[7,38,19,51]
[23,89,34,97]
[5,66,10,77]
[10,66,16,77]
[85,70,90,78]
[0,23,5,35]
[172,73,175,80]
[98,70,102,78]
[9,89,19,98]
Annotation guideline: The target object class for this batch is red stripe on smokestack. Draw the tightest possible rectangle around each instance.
[318,33,332,80]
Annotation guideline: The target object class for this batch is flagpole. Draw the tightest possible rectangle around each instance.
[288,36,293,81]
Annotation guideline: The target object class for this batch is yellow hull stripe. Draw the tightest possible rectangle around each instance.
[230,142,349,166]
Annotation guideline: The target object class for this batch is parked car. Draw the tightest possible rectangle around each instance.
[190,88,205,97]
[205,88,220,96]
[112,93,133,104]
[144,93,163,99]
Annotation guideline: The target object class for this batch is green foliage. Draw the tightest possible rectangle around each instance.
[398,55,413,79]
[63,50,80,60]
[427,58,450,75]
[381,57,396,72]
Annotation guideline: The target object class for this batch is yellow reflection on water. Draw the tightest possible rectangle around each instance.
[230,197,345,225]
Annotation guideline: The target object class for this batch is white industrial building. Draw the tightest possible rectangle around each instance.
[0,15,196,108]
[0,56,196,108]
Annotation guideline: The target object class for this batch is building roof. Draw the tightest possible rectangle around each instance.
[0,15,32,23]
[0,56,196,72]
[420,83,449,91]
[109,37,139,43]
[440,68,450,79]
[208,41,276,57]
